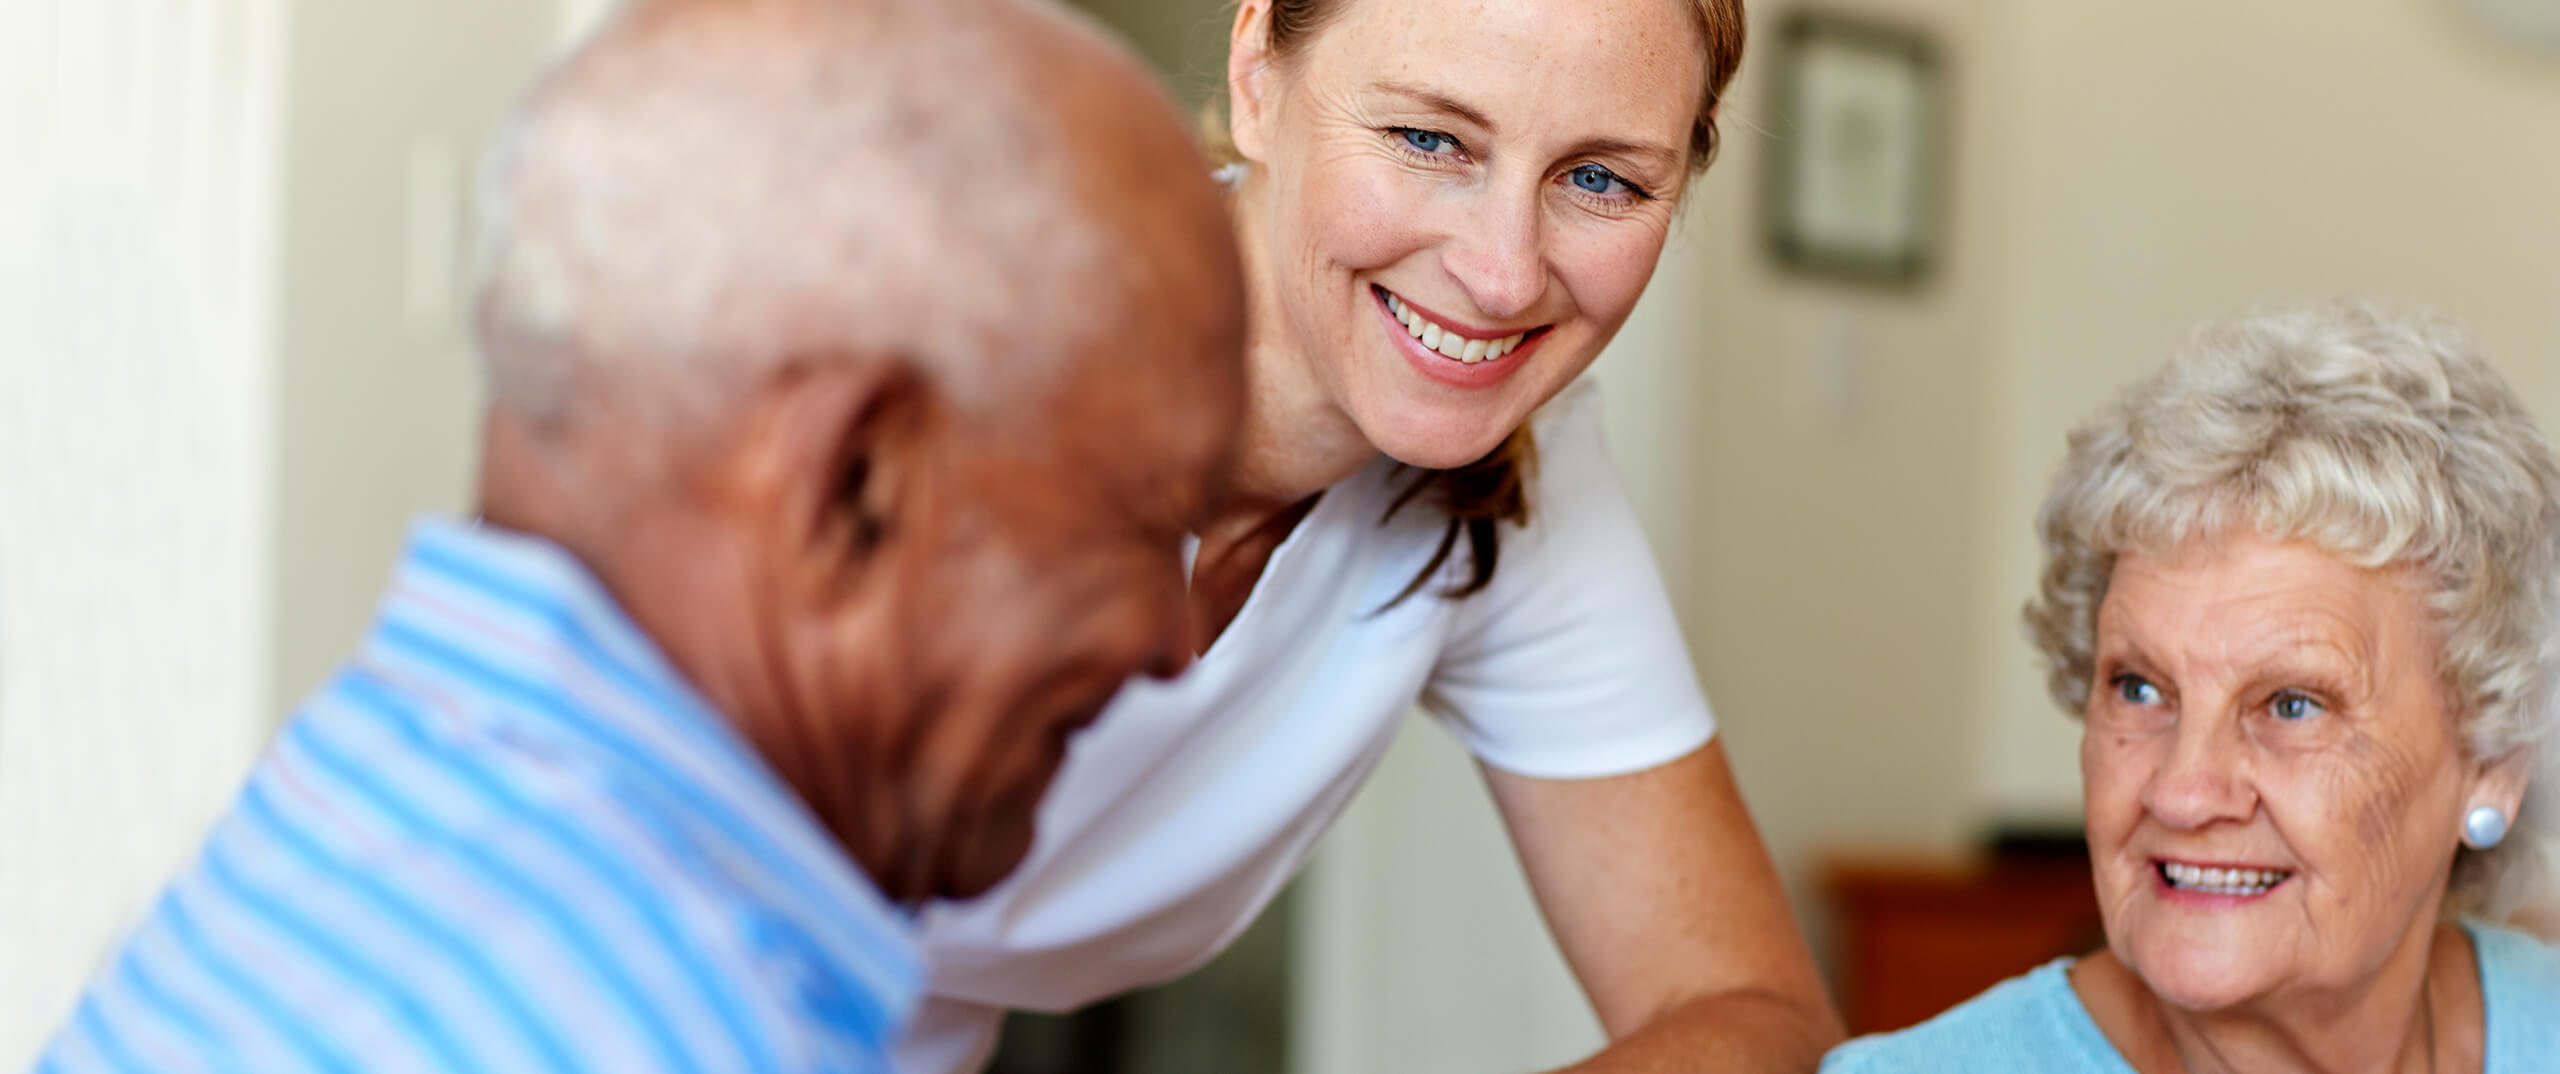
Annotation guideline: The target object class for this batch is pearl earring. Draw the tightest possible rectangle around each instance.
[2463,805,2510,850]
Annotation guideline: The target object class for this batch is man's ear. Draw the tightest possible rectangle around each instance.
[733,355,934,586]
[1227,0,1276,165]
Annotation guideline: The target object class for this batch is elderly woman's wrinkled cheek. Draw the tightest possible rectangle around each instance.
[2287,729,2463,950]
[2080,724,2170,927]
[2345,740,2428,847]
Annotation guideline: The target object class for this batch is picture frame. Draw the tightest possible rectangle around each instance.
[1760,10,1945,288]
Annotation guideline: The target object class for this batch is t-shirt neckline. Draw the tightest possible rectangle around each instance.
[1184,479,1352,667]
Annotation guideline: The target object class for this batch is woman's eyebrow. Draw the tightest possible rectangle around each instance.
[1567,135,1682,172]
[2094,639,2151,673]
[1371,79,1495,133]
[1371,80,1681,172]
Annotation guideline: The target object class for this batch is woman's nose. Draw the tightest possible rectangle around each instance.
[1440,186,1545,320]
[2141,715,2256,830]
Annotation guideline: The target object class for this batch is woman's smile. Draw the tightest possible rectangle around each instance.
[2151,857,2297,902]
[1371,284,1549,389]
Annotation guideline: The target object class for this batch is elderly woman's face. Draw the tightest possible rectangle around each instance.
[1233,0,1703,469]
[2082,533,2485,1011]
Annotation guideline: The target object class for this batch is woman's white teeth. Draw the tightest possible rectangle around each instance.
[1384,291,1529,364]
[2162,861,2291,896]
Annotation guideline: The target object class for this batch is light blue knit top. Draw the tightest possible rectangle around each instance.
[1822,921,2560,1073]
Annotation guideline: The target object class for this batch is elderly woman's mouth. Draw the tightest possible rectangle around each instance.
[2156,859,2294,897]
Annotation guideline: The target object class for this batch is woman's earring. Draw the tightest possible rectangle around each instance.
[2463,805,2510,850]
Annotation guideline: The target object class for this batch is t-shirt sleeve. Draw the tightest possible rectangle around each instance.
[1420,379,1716,779]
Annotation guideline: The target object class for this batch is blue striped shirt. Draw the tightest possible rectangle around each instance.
[36,519,925,1074]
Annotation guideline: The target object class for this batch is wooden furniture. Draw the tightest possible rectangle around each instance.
[1823,848,2106,1035]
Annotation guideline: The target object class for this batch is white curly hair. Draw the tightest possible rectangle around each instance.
[2024,300,2560,919]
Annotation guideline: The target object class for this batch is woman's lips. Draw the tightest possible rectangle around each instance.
[1379,286,1537,363]
[2153,858,2295,900]
[1372,285,1546,390]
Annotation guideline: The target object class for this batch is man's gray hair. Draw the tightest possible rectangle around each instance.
[2024,300,2560,919]
[468,0,1110,425]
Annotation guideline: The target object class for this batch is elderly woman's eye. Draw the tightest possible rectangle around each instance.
[2112,674,2162,705]
[2269,691,2326,721]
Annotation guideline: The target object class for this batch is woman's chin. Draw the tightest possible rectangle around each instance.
[2127,939,2278,1013]
[1377,436,1508,471]
[1352,398,1524,471]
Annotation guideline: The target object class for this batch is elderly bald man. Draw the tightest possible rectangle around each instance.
[32,1,1244,1071]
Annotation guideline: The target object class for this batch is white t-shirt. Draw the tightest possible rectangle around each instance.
[895,380,1716,1072]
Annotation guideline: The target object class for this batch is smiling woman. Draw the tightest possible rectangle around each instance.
[1825,301,2560,1074]
[1207,0,1741,600]
[900,1,1846,1072]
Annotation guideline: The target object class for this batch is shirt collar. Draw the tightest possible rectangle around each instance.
[363,517,927,1032]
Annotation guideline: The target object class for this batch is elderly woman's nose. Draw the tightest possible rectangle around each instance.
[1440,188,1545,320]
[2141,718,2257,829]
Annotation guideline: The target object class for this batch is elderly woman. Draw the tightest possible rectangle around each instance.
[1826,302,2560,1073]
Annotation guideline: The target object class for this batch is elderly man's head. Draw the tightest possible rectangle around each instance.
[467,0,1245,900]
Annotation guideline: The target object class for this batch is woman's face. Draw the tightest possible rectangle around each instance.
[1230,0,1703,469]
[2081,533,2494,1012]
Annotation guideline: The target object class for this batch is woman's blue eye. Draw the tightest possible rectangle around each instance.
[1568,163,1631,196]
[1400,129,1457,154]
[2114,675,2162,705]
[2270,692,2326,721]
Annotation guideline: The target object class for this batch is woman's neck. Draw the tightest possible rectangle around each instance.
[2077,921,2480,1074]
[1207,165,1383,539]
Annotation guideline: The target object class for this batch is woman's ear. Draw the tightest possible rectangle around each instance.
[2470,746,2537,830]
[1227,0,1276,165]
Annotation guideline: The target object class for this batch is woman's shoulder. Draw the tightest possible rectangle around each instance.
[1821,960,2129,1074]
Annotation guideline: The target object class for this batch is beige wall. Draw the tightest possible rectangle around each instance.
[1653,0,1999,888]
[1973,0,2560,817]
[0,3,287,1063]
[269,0,561,708]
[0,1,560,1064]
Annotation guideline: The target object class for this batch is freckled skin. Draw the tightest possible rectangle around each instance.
[1228,0,1707,473]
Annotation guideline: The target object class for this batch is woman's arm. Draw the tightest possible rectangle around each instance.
[1482,739,1843,1073]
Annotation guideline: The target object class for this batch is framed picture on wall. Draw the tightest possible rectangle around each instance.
[1760,11,1944,287]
